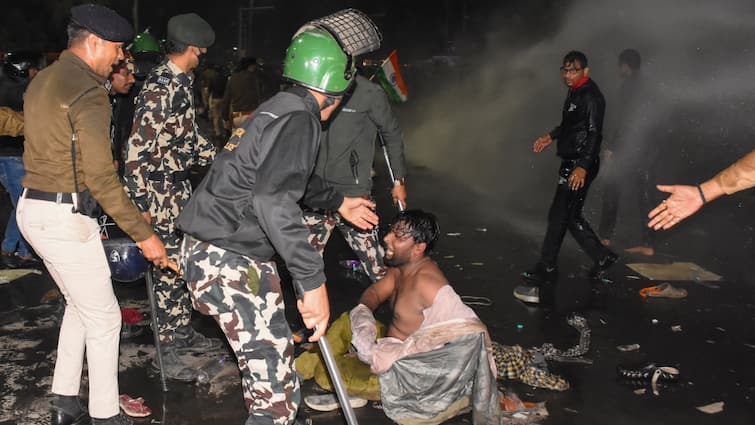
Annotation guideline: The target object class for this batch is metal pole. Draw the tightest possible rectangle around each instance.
[145,265,169,392]
[238,8,243,53]
[378,133,404,211]
[319,335,359,425]
[132,0,139,33]
[248,0,255,53]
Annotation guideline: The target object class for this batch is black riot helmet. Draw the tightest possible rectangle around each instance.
[3,51,45,81]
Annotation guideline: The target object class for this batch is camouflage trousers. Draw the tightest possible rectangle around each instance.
[181,236,299,425]
[303,209,386,283]
[153,228,191,343]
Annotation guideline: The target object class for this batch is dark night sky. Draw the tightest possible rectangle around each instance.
[0,1,570,64]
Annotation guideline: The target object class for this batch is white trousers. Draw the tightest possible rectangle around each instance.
[17,192,120,418]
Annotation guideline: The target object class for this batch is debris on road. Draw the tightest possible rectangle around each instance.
[696,401,724,414]
[617,344,640,352]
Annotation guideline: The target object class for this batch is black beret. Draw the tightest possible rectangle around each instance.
[167,13,215,48]
[71,4,134,42]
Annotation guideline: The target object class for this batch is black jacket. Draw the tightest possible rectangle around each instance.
[549,78,605,171]
[176,86,342,292]
[314,75,405,197]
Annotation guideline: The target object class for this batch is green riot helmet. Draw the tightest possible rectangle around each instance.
[130,30,162,78]
[132,31,160,54]
[283,28,354,97]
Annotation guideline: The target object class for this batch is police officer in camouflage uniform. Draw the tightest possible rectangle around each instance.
[304,71,407,283]
[176,19,381,425]
[123,12,220,380]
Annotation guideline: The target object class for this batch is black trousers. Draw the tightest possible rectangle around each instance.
[599,166,655,247]
[540,161,612,267]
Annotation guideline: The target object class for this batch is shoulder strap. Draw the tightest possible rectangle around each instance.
[67,85,103,198]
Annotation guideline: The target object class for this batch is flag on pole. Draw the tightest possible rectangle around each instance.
[374,50,408,103]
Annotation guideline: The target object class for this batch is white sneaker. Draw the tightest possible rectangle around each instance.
[304,394,367,412]
[513,285,540,303]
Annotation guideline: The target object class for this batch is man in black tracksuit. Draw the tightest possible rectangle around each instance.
[515,50,617,304]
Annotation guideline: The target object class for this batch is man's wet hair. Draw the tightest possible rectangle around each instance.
[563,50,588,68]
[619,48,641,70]
[392,209,440,254]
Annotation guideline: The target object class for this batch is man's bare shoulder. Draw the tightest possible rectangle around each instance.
[415,260,449,305]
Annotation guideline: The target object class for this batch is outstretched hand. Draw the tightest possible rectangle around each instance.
[648,184,704,230]
[533,134,553,153]
[339,197,379,230]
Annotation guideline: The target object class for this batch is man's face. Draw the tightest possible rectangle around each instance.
[188,46,207,71]
[560,60,588,88]
[383,221,415,267]
[110,66,135,94]
[92,37,125,78]
[319,97,342,121]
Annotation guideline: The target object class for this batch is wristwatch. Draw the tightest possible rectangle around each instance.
[393,178,405,187]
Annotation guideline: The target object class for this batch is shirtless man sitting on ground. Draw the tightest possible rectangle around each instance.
[350,209,484,367]
[357,209,447,340]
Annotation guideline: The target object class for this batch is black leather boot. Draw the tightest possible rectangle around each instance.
[50,395,89,425]
[92,413,133,425]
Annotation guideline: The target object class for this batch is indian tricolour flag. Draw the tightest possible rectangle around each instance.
[374,50,408,103]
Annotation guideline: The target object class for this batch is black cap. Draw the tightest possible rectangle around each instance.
[167,13,215,48]
[71,4,134,42]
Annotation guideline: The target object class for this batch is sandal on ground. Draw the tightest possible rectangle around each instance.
[119,394,151,418]
[304,394,367,412]
[639,282,687,299]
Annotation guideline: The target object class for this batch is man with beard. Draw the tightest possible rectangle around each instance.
[343,210,498,423]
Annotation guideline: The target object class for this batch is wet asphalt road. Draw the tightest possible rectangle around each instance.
[1,146,754,425]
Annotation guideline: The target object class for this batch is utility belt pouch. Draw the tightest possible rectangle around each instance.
[73,189,102,218]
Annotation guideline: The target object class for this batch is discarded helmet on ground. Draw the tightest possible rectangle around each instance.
[102,238,148,282]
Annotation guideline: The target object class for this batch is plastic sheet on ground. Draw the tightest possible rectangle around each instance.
[626,262,722,281]
[0,269,43,285]
[696,401,724,414]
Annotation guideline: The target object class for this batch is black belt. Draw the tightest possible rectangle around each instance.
[148,170,190,183]
[24,189,74,204]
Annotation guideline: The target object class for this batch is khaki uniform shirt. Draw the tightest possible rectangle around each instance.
[22,51,154,242]
[0,107,23,137]
[220,70,260,121]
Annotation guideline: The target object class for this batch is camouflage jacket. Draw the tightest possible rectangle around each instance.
[124,60,215,234]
